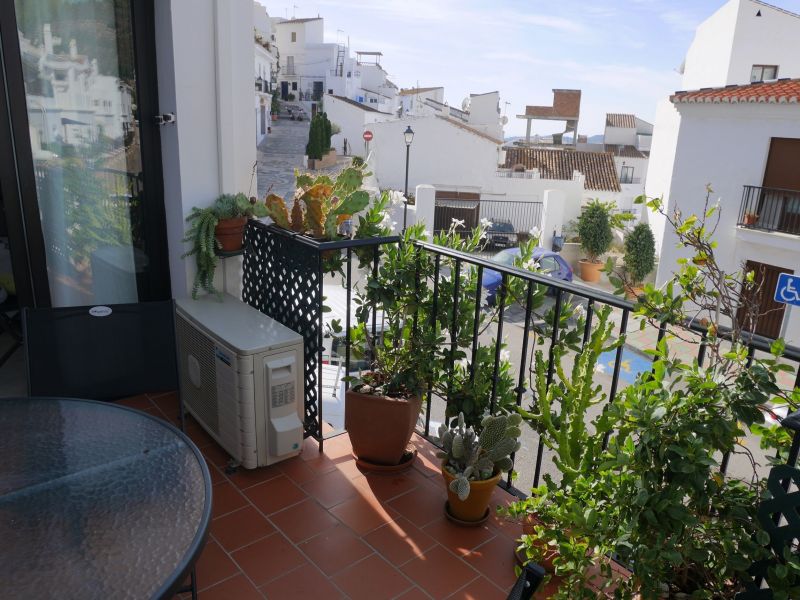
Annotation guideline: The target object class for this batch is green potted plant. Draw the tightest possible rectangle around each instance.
[182,193,267,298]
[437,412,521,524]
[270,94,279,121]
[607,222,655,300]
[576,200,631,283]
[343,224,438,471]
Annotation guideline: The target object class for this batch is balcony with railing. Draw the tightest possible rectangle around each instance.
[738,184,800,236]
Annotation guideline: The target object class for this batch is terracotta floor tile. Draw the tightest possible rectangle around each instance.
[211,505,275,552]
[298,524,373,575]
[231,532,307,587]
[150,391,179,416]
[445,576,507,600]
[202,443,234,469]
[357,470,423,503]
[301,468,361,508]
[244,475,307,515]
[462,535,518,591]
[396,587,434,600]
[193,539,241,591]
[184,419,217,450]
[333,456,365,479]
[198,574,263,600]
[115,395,153,410]
[211,481,248,519]
[401,545,480,600]
[260,563,345,599]
[206,462,225,485]
[423,518,496,557]
[329,493,398,536]
[319,432,354,460]
[388,484,447,528]
[270,498,339,543]
[363,517,437,565]
[332,553,414,600]
[277,456,317,485]
[226,464,283,490]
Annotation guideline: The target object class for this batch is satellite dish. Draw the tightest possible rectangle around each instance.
[501,116,509,125]
[461,97,471,111]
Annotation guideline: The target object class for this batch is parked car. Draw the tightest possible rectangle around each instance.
[482,247,573,305]
[485,221,517,249]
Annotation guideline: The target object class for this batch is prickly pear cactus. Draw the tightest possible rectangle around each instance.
[265,194,290,229]
[437,412,522,501]
[290,200,305,232]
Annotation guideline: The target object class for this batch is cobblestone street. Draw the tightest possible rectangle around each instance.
[256,115,351,201]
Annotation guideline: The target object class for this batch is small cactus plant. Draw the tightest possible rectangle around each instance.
[437,412,522,501]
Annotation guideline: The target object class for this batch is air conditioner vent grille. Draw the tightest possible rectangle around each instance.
[176,314,219,432]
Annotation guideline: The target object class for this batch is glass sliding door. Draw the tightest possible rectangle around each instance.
[4,0,167,306]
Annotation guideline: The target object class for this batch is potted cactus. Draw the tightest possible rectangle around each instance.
[437,412,522,525]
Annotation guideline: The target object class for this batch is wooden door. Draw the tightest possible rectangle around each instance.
[762,138,800,234]
[738,260,791,339]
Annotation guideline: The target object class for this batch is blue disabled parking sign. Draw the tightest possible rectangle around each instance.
[775,273,800,307]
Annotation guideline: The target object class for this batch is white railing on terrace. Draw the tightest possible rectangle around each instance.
[495,169,538,179]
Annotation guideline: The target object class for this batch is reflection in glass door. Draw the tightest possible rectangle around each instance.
[13,0,152,306]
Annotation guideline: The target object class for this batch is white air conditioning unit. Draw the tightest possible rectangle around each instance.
[175,294,304,469]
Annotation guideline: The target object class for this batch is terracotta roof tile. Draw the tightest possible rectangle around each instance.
[604,144,647,159]
[398,86,443,97]
[605,113,636,128]
[671,78,800,104]
[504,147,621,192]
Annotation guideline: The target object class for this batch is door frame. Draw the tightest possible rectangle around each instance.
[0,0,170,308]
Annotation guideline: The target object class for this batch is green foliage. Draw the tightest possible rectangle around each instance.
[182,193,267,298]
[576,199,630,262]
[305,112,334,159]
[437,412,522,500]
[623,222,655,285]
[270,93,280,114]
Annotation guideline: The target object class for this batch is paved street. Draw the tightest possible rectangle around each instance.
[256,114,352,200]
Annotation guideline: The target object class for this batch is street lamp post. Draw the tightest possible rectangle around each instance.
[403,125,414,230]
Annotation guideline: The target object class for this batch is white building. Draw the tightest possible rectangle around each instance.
[354,52,398,114]
[646,0,800,343]
[253,2,278,144]
[21,24,134,151]
[398,87,445,116]
[680,0,800,90]
[324,94,392,157]
[273,17,361,108]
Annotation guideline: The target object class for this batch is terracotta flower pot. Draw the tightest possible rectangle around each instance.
[215,217,248,252]
[442,466,501,523]
[345,388,422,467]
[743,213,758,225]
[624,284,644,301]
[579,259,604,283]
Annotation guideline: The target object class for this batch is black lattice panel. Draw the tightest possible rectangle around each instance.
[243,221,322,440]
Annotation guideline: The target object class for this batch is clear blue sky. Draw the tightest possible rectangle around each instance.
[258,0,800,137]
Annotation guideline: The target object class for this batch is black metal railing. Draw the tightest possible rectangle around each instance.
[243,222,800,494]
[738,185,800,236]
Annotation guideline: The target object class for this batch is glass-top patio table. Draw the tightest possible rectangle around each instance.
[0,397,211,599]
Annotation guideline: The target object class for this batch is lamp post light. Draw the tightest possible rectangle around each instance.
[403,125,414,230]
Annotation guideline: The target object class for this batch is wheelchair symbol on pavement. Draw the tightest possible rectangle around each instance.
[775,273,800,307]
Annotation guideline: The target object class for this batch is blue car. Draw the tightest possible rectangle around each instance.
[483,247,573,305]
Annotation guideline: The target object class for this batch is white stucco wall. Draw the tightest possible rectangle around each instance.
[681,0,739,90]
[155,0,255,299]
[726,0,800,84]
[604,126,637,146]
[644,98,682,252]
[682,0,800,90]
[325,95,392,157]
[651,101,800,344]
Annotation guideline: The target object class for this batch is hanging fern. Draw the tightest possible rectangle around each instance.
[182,206,220,299]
